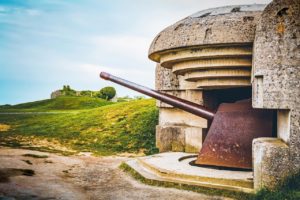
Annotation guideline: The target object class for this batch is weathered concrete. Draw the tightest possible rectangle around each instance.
[126,152,254,193]
[156,125,203,153]
[253,138,290,191]
[149,5,266,61]
[151,5,265,92]
[252,0,300,189]
[155,60,206,154]
[159,108,207,128]
[156,90,203,108]
[156,125,186,152]
[164,46,253,89]
[156,107,206,153]
[185,127,203,153]
[252,0,300,111]
[155,64,179,91]
[151,1,298,192]
[153,5,266,155]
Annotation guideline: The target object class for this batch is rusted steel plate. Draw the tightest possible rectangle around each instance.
[196,99,274,169]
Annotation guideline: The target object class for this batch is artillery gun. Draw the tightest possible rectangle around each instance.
[100,72,274,169]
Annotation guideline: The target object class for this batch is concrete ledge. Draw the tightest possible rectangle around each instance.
[125,152,254,193]
[253,137,290,191]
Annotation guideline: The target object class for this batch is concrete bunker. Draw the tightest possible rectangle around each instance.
[149,4,274,158]
[101,1,299,193]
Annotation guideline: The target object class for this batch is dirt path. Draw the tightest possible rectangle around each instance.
[0,147,228,200]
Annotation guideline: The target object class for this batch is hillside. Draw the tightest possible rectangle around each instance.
[0,96,113,112]
[0,99,158,155]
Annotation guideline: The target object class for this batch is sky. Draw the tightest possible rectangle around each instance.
[0,0,271,105]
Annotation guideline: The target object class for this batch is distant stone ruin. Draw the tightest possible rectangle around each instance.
[50,89,95,99]
[50,85,117,102]
[50,90,63,99]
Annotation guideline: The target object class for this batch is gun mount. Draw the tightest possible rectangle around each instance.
[100,72,274,169]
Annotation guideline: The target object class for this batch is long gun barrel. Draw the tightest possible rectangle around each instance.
[100,72,215,120]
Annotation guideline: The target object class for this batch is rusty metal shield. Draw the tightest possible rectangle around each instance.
[196,99,274,169]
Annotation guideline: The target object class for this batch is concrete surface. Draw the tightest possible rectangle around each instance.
[253,138,290,191]
[252,0,300,189]
[156,125,203,153]
[149,5,265,60]
[126,152,254,193]
[152,5,264,155]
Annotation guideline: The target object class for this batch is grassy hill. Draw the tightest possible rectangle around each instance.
[0,99,158,155]
[0,96,113,112]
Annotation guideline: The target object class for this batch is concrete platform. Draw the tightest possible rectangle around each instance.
[126,152,254,193]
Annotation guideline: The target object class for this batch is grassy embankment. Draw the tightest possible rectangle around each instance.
[0,97,158,155]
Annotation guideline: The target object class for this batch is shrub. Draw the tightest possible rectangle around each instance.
[80,90,94,97]
[98,87,116,100]
[61,85,76,96]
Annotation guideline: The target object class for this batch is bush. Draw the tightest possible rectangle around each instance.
[98,87,116,100]
[134,96,145,100]
[80,90,94,97]
[0,104,11,109]
[61,85,76,96]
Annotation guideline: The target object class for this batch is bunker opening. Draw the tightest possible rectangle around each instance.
[100,72,277,169]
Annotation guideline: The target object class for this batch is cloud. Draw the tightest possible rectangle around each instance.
[0,6,6,12]
[77,63,153,79]
[78,63,103,74]
[68,34,156,75]
[90,35,151,53]
[25,9,42,16]
[0,5,42,16]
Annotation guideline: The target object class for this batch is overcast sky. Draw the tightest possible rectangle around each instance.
[0,0,271,105]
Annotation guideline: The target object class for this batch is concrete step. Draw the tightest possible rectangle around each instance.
[125,152,254,193]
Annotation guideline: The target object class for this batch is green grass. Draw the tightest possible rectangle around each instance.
[0,99,158,155]
[252,171,300,200]
[0,96,113,112]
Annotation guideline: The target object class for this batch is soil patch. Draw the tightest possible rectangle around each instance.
[0,168,35,182]
[0,147,227,200]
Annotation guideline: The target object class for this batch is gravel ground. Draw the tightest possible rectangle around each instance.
[0,147,228,200]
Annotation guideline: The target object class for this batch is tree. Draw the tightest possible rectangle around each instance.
[61,85,76,96]
[98,87,116,100]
